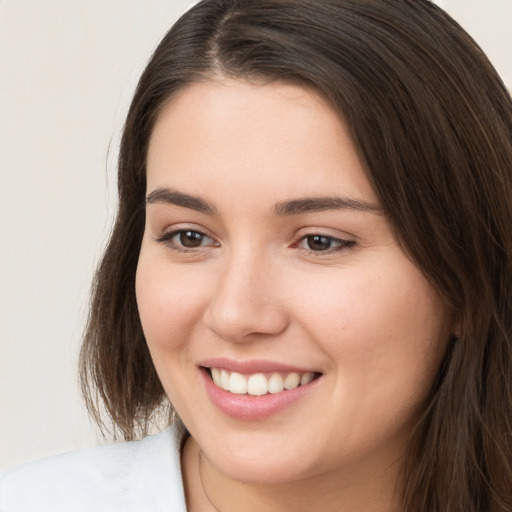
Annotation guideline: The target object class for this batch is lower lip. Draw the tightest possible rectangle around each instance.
[200,369,320,421]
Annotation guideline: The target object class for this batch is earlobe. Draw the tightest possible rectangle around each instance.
[452,322,461,340]
[446,306,461,340]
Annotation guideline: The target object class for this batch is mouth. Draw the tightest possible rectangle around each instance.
[199,361,322,420]
[203,367,321,396]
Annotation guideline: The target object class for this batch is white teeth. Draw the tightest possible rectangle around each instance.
[209,368,316,395]
[211,367,221,387]
[229,372,247,394]
[220,369,230,390]
[268,373,284,393]
[283,372,300,390]
[247,374,268,396]
[300,372,315,385]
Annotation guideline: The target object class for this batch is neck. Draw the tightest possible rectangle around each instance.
[181,436,405,512]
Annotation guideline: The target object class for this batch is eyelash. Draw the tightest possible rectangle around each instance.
[154,229,217,253]
[154,229,355,255]
[293,234,356,254]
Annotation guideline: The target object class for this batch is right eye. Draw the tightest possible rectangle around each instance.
[156,229,218,251]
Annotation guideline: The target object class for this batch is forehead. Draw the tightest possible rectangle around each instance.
[146,79,377,208]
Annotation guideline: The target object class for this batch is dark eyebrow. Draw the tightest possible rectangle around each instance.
[274,197,383,216]
[145,187,217,215]
[146,188,382,217]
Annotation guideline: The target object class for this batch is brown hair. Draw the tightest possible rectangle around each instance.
[80,0,512,509]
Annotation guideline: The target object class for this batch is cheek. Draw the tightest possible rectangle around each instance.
[301,265,448,449]
[135,250,207,355]
[135,251,212,414]
[290,258,448,398]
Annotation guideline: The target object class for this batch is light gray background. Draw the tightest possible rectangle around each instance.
[1,0,511,472]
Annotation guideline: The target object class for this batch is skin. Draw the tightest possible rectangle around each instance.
[136,79,452,511]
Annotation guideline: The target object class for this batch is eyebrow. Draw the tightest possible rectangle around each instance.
[146,188,217,215]
[145,187,382,216]
[274,197,383,216]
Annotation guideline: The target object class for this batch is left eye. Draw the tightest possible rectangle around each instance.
[157,229,215,249]
[298,234,353,252]
[175,230,209,248]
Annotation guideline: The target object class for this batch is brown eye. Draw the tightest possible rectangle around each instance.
[178,230,205,248]
[296,234,355,253]
[306,235,335,251]
[155,228,216,251]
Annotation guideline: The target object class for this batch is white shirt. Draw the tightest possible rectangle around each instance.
[0,427,187,512]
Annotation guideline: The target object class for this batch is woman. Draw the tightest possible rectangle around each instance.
[2,0,512,510]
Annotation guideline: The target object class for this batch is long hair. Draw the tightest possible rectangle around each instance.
[80,1,512,509]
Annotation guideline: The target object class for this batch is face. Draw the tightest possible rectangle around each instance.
[136,79,450,485]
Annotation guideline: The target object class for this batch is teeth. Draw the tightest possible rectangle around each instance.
[220,369,230,390]
[209,368,317,395]
[229,372,247,394]
[283,372,300,390]
[268,373,284,394]
[247,373,268,396]
[211,367,221,387]
[300,372,315,385]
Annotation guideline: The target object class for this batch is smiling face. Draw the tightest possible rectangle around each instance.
[136,79,450,487]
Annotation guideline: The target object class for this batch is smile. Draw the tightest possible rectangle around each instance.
[200,362,322,420]
[209,368,317,396]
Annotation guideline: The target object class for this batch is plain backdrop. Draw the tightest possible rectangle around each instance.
[1,0,511,472]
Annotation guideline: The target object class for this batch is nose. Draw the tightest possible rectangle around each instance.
[203,251,289,343]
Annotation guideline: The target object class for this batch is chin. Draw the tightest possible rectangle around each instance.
[208,452,313,485]
[195,426,321,485]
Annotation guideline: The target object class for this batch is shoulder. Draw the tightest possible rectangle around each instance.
[0,426,187,512]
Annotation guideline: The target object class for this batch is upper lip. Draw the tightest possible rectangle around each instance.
[199,357,320,375]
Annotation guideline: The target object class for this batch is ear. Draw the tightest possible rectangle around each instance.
[447,307,461,340]
[452,318,461,339]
